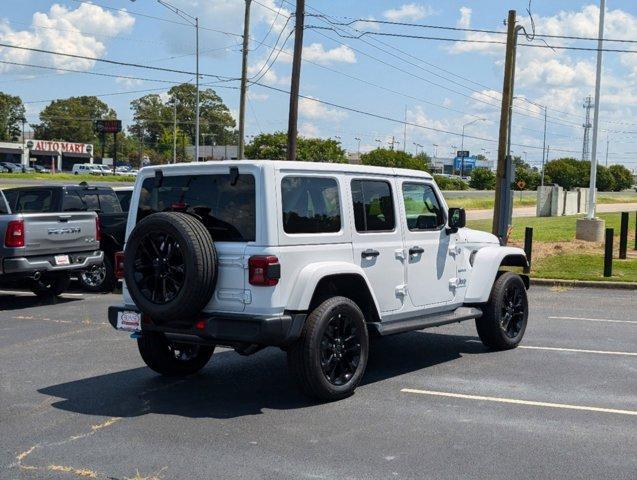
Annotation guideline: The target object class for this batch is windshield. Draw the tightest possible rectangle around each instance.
[138,173,256,242]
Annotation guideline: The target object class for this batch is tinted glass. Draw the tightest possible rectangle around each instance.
[96,192,123,214]
[62,191,87,211]
[116,190,132,212]
[402,183,444,230]
[351,180,395,232]
[80,193,100,211]
[3,190,18,211]
[138,173,255,242]
[14,190,53,213]
[281,176,341,234]
[0,192,9,214]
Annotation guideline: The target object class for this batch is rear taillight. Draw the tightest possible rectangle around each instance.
[5,220,25,248]
[248,255,280,286]
[114,251,125,279]
[95,217,101,242]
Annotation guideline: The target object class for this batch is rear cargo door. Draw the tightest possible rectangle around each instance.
[22,212,98,256]
[134,165,259,313]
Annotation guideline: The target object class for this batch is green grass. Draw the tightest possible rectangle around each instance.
[466,212,634,242]
[0,173,133,183]
[532,253,637,282]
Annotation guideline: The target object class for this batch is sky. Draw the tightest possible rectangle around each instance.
[1,0,636,171]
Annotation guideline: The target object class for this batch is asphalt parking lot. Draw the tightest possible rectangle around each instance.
[1,286,635,480]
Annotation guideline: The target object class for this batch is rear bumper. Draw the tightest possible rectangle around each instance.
[107,306,307,347]
[1,250,103,275]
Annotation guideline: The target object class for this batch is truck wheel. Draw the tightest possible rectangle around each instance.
[31,272,71,297]
[138,332,214,377]
[124,212,217,323]
[288,296,369,401]
[475,272,528,350]
[79,256,116,292]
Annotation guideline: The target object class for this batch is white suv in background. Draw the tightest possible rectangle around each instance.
[108,161,529,401]
[72,163,101,175]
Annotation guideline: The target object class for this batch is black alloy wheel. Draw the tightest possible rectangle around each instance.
[500,283,525,339]
[133,232,185,304]
[319,312,363,386]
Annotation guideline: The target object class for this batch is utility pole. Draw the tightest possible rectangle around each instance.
[195,16,200,162]
[605,134,609,166]
[172,99,177,163]
[492,10,519,242]
[138,126,143,167]
[582,95,593,161]
[541,105,547,186]
[403,105,408,152]
[587,0,605,220]
[287,0,305,161]
[238,0,252,159]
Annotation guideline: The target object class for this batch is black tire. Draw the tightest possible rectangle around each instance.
[78,255,116,292]
[288,296,369,401]
[475,272,528,350]
[124,212,217,323]
[31,272,71,297]
[138,332,214,377]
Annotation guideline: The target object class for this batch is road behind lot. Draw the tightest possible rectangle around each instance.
[1,286,635,480]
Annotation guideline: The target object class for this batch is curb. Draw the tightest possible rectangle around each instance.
[531,278,637,290]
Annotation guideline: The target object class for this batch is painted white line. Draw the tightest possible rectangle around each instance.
[518,345,637,356]
[465,340,637,356]
[401,389,637,416]
[549,316,637,325]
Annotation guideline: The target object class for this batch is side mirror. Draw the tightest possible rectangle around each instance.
[447,207,466,233]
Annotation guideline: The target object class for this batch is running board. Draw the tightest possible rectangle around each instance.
[371,307,483,336]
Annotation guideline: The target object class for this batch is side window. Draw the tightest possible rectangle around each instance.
[97,192,123,214]
[351,180,395,232]
[281,176,341,234]
[79,193,100,212]
[402,183,445,231]
[62,191,87,211]
[3,190,18,211]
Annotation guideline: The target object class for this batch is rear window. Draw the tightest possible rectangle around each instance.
[6,189,54,213]
[138,173,256,242]
[116,190,132,212]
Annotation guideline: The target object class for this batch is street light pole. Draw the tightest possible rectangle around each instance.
[354,136,361,155]
[460,118,484,176]
[133,1,200,162]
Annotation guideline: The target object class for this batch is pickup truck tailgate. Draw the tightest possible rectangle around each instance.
[23,212,99,255]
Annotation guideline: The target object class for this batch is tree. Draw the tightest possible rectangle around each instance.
[167,84,237,146]
[595,164,616,192]
[129,94,171,146]
[608,164,633,191]
[33,96,116,144]
[360,148,428,171]
[0,92,26,141]
[544,158,583,190]
[469,167,496,190]
[245,132,346,162]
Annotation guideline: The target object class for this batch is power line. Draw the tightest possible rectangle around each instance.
[0,42,238,81]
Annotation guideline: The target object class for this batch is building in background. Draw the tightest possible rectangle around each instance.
[187,145,238,161]
[433,155,494,175]
[24,140,94,171]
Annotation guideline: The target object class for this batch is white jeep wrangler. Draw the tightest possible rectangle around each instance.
[108,161,529,401]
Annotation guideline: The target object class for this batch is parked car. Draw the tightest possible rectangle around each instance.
[71,163,102,175]
[3,184,127,292]
[0,165,8,173]
[0,162,26,173]
[0,189,103,297]
[33,165,51,173]
[95,165,115,175]
[108,161,530,401]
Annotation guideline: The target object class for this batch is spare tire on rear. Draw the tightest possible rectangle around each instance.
[124,212,217,323]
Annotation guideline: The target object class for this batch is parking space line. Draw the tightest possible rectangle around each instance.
[549,316,637,325]
[401,389,637,416]
[518,345,637,356]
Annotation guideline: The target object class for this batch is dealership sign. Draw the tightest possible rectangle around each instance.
[26,140,93,155]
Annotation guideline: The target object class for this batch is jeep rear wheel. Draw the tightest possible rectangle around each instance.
[137,332,214,377]
[288,296,369,401]
[475,272,528,350]
[124,212,217,323]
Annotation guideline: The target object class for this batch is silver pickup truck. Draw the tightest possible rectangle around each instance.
[0,189,103,297]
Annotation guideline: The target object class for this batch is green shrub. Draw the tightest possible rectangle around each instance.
[469,167,496,190]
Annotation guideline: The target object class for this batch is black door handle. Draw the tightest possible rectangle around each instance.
[361,249,380,258]
[409,246,424,255]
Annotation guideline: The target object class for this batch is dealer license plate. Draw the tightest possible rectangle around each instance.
[54,255,70,266]
[117,311,141,332]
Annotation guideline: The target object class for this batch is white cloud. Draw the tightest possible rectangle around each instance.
[383,4,435,22]
[299,122,319,138]
[247,91,269,102]
[0,3,135,73]
[302,43,356,65]
[457,7,471,29]
[115,77,144,88]
[299,96,347,121]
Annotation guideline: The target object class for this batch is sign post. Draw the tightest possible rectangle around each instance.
[94,120,122,174]
[457,150,470,177]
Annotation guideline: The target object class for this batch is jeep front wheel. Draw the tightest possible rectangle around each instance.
[137,332,214,377]
[288,296,369,401]
[475,272,528,350]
